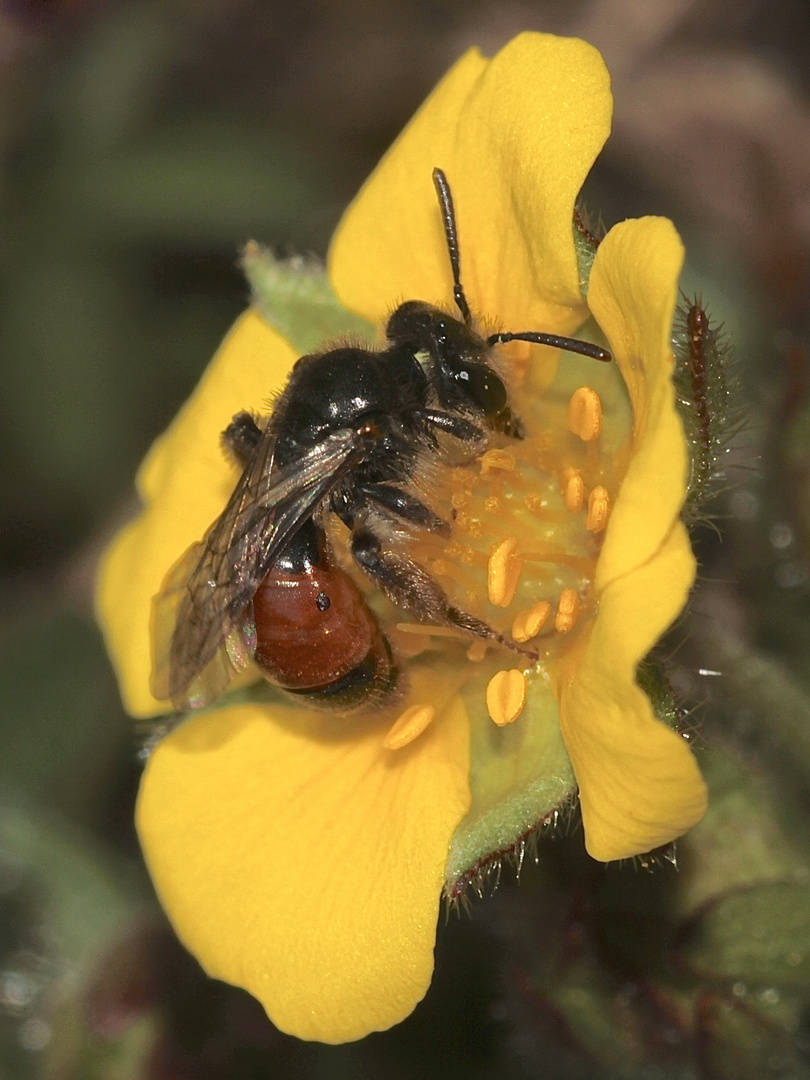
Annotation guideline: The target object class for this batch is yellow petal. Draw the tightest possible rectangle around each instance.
[558,521,707,860]
[96,311,298,716]
[329,32,611,337]
[587,217,689,588]
[137,682,470,1043]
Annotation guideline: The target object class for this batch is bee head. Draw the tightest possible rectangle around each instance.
[386,300,509,424]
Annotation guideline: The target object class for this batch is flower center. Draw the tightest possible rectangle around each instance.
[381,352,623,748]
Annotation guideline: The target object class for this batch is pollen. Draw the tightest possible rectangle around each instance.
[383,702,436,750]
[480,448,516,476]
[486,669,527,726]
[586,485,610,532]
[487,537,523,608]
[567,386,602,442]
[511,599,551,643]
[554,588,580,633]
[562,466,585,513]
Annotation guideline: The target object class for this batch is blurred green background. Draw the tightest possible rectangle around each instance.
[2,1,810,1077]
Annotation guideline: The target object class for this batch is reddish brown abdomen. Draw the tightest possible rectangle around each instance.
[252,560,395,705]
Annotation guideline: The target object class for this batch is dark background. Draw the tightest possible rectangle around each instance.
[2,1,810,1077]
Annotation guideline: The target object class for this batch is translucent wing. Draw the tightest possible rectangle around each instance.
[151,427,362,711]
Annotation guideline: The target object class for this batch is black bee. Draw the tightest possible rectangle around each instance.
[152,168,610,713]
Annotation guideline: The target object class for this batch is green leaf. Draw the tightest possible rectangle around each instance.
[681,880,810,984]
[695,992,808,1080]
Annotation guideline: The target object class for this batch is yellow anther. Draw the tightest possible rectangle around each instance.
[384,703,436,750]
[586,485,610,532]
[486,669,527,727]
[466,640,488,663]
[561,466,585,513]
[487,537,523,608]
[480,448,516,476]
[554,588,581,633]
[512,600,552,643]
[567,386,602,442]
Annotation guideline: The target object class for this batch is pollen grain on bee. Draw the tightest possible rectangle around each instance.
[479,448,517,476]
[512,599,552,644]
[486,668,527,727]
[554,588,581,634]
[487,537,523,608]
[567,386,603,442]
[383,703,436,750]
[586,485,610,532]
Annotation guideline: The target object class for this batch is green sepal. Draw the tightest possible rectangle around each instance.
[636,654,680,732]
[572,207,600,296]
[444,666,575,896]
[241,243,375,356]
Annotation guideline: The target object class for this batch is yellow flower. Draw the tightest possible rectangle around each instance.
[96,32,707,1043]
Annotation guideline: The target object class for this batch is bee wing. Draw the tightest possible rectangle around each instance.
[151,427,361,710]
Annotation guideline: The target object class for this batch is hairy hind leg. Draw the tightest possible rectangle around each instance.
[350,526,533,657]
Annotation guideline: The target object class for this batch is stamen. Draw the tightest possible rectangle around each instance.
[392,632,432,659]
[499,339,532,364]
[396,622,469,640]
[512,600,551,643]
[554,588,580,633]
[486,669,527,726]
[384,703,436,750]
[567,386,602,442]
[561,466,585,513]
[487,537,523,608]
[466,640,488,662]
[586,485,610,532]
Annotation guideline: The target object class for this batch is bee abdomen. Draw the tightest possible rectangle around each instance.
[252,559,398,711]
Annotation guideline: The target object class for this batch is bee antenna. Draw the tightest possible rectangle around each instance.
[432,167,472,326]
[487,331,612,364]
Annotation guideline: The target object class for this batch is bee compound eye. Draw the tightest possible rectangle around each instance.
[457,364,508,417]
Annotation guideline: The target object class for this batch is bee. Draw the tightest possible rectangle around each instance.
[151,168,610,713]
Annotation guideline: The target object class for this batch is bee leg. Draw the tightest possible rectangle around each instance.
[222,411,263,466]
[357,483,451,536]
[418,409,485,444]
[350,526,532,656]
[491,406,525,439]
